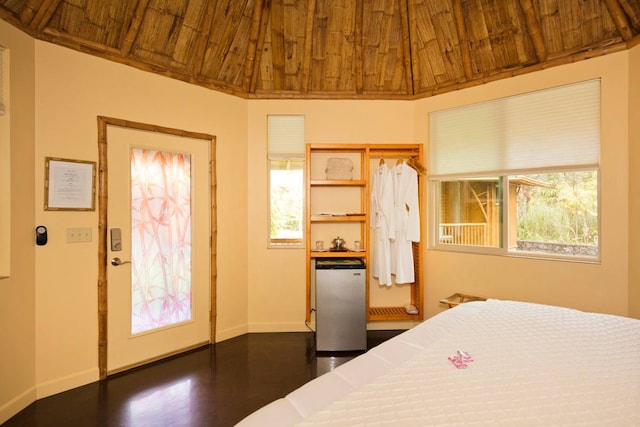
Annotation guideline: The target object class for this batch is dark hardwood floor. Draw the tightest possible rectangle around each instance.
[3,331,401,427]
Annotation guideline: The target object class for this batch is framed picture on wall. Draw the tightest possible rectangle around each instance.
[44,157,96,211]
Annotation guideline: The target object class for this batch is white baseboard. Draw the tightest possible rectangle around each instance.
[0,385,36,425]
[36,367,99,399]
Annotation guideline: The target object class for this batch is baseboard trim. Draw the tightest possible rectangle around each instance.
[215,323,248,342]
[107,342,210,376]
[248,321,311,333]
[0,385,36,424]
[215,321,416,341]
[247,321,416,333]
[36,367,99,399]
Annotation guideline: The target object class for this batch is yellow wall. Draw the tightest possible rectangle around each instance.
[30,41,249,398]
[2,16,638,423]
[416,52,631,318]
[246,101,418,331]
[0,21,37,424]
[629,43,640,318]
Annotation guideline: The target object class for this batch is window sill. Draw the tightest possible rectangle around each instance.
[429,244,600,265]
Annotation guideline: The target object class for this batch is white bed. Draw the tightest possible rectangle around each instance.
[236,299,640,426]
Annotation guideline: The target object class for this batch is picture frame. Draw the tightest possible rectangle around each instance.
[44,157,97,211]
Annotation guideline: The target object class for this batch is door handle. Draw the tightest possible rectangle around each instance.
[111,257,131,266]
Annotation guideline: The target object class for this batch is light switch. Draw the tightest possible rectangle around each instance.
[66,227,92,243]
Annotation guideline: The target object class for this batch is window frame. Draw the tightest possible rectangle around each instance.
[428,80,601,263]
[268,157,305,248]
[266,115,305,248]
[429,166,601,263]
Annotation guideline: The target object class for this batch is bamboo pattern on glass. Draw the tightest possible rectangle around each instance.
[130,148,192,334]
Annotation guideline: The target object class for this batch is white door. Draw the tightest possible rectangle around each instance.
[106,126,211,374]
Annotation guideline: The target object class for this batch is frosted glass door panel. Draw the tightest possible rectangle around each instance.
[130,148,192,334]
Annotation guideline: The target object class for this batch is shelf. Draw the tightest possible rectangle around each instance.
[306,143,424,323]
[439,293,487,308]
[311,215,365,222]
[368,306,421,321]
[310,179,366,186]
[306,144,368,153]
[310,251,366,258]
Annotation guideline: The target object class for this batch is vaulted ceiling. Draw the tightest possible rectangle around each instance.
[1,0,639,100]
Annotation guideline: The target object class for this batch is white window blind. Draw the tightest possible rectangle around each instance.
[268,115,305,158]
[429,79,600,178]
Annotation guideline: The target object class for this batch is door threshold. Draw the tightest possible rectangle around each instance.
[107,341,210,377]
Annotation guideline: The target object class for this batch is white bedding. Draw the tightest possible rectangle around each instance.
[236,300,640,426]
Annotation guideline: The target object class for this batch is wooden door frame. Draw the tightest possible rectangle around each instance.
[97,116,217,380]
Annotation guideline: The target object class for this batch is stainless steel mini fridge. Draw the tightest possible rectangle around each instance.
[315,258,366,351]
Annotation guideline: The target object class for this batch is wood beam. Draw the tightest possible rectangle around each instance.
[603,0,634,41]
[518,0,548,62]
[29,0,61,32]
[452,0,474,80]
[248,0,271,93]
[300,0,317,94]
[209,139,218,346]
[191,0,218,77]
[353,0,363,94]
[97,116,108,380]
[20,0,41,25]
[407,0,421,91]
[243,0,267,93]
[399,0,414,96]
[43,27,120,55]
[120,0,150,57]
[41,27,248,98]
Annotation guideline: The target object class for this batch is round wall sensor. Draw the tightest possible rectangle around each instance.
[36,225,48,246]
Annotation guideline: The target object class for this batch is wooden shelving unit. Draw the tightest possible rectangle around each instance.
[305,143,424,323]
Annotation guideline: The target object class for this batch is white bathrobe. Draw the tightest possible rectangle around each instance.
[370,163,395,286]
[390,162,420,284]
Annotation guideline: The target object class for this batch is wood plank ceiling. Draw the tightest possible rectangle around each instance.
[1,0,639,100]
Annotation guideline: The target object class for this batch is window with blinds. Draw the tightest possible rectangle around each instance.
[268,115,305,247]
[429,79,600,260]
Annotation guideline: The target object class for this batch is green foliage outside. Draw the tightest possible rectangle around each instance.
[516,171,598,245]
[270,169,304,238]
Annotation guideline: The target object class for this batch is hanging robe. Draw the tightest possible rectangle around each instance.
[390,162,420,284]
[370,163,395,286]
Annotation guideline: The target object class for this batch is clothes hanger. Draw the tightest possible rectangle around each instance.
[379,158,385,166]
[407,156,427,175]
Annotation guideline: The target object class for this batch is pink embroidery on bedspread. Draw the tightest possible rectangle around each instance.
[448,350,474,369]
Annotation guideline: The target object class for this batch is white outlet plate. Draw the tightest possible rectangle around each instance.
[66,227,92,243]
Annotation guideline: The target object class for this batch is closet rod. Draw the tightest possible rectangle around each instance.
[369,150,419,157]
